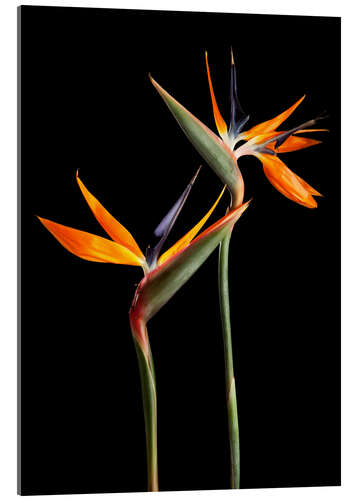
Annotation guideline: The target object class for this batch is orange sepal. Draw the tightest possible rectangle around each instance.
[205,52,228,137]
[158,186,226,266]
[248,129,325,153]
[256,153,321,208]
[76,172,144,260]
[292,172,323,197]
[37,217,144,265]
[266,135,322,153]
[242,95,305,139]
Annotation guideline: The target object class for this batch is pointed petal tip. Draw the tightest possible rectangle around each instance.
[245,197,253,208]
[37,215,50,226]
[312,188,323,198]
[237,198,252,216]
[76,170,83,187]
[75,174,144,259]
[230,46,235,65]
[205,52,228,137]
[295,94,306,108]
[37,215,49,227]
[191,165,202,184]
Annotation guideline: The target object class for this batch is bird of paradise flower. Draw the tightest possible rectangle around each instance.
[205,50,327,208]
[38,168,250,491]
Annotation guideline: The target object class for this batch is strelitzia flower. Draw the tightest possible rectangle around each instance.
[150,51,327,209]
[205,50,327,208]
[38,169,250,491]
[37,169,233,349]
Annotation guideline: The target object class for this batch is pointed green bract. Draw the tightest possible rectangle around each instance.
[150,76,244,208]
[133,202,250,323]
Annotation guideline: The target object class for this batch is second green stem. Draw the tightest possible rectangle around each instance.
[218,232,240,489]
[134,340,158,492]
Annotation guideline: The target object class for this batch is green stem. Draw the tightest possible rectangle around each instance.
[218,232,240,489]
[134,339,158,492]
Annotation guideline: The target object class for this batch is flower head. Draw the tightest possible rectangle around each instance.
[38,169,224,273]
[38,170,250,355]
[205,50,328,208]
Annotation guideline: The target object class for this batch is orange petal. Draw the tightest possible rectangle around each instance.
[242,95,305,139]
[37,217,144,265]
[256,153,320,208]
[205,52,228,137]
[158,186,226,266]
[293,172,323,197]
[266,135,322,153]
[76,172,144,259]
[249,130,325,152]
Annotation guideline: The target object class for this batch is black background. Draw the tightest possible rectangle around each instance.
[19,6,341,495]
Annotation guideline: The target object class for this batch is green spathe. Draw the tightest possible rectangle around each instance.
[150,76,244,208]
[133,201,249,323]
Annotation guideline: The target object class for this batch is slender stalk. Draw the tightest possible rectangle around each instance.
[133,339,158,491]
[218,232,240,488]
